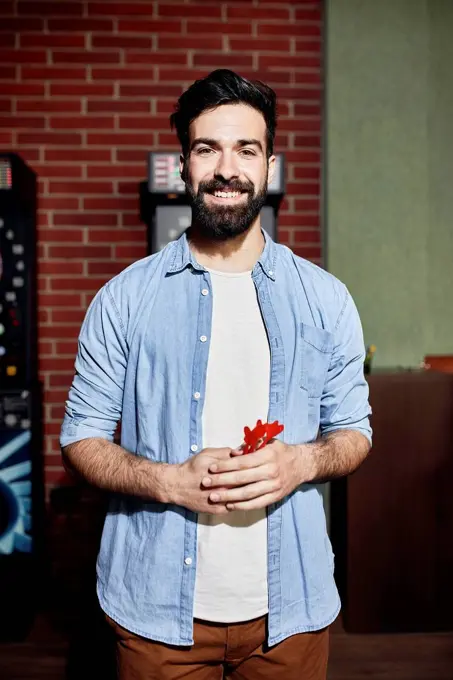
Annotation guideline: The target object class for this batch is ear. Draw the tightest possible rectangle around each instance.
[267,155,276,187]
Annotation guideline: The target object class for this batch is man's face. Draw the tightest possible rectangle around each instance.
[181,103,275,241]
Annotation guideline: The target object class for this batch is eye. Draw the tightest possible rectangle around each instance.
[197,147,214,156]
[240,149,256,157]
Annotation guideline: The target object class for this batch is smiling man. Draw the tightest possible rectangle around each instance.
[60,70,372,679]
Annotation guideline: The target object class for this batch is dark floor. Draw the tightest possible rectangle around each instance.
[1,614,453,680]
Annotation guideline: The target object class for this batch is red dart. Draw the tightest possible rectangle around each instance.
[242,419,284,454]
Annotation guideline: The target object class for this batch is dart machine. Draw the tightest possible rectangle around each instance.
[140,152,285,253]
[0,153,43,640]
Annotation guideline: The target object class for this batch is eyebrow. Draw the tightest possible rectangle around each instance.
[190,137,264,153]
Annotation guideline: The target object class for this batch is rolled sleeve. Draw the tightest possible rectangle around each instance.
[60,284,127,448]
[320,289,372,443]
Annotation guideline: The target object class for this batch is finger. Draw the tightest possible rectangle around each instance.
[226,492,277,512]
[209,450,268,474]
[209,481,274,504]
[202,466,271,489]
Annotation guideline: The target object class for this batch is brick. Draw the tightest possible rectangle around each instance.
[118,115,167,130]
[126,52,187,66]
[120,83,181,97]
[50,277,107,292]
[17,99,82,113]
[230,38,291,52]
[0,114,41,128]
[0,1,14,14]
[40,292,82,307]
[293,103,321,116]
[279,214,320,228]
[53,50,120,64]
[33,164,82,178]
[87,164,143,178]
[50,116,115,129]
[0,66,16,79]
[0,49,47,64]
[259,54,320,69]
[39,228,84,242]
[158,36,222,51]
[187,20,251,35]
[286,181,320,196]
[48,19,113,32]
[0,19,44,32]
[257,23,321,37]
[51,309,86,324]
[294,71,321,85]
[48,245,112,258]
[156,100,176,115]
[49,181,113,194]
[193,53,253,68]
[87,132,156,146]
[293,226,321,239]
[54,212,118,227]
[20,33,85,48]
[295,8,322,21]
[49,404,65,421]
[18,2,83,15]
[241,69,291,85]
[229,6,288,20]
[292,246,321,260]
[295,39,321,53]
[92,36,153,49]
[50,83,114,96]
[0,82,41,96]
[88,100,150,113]
[89,2,156,15]
[88,228,143,243]
[122,213,142,227]
[117,19,181,33]
[22,66,87,80]
[278,118,321,132]
[159,4,221,19]
[294,135,321,148]
[92,67,154,80]
[39,261,84,276]
[157,132,179,147]
[0,34,15,47]
[45,148,111,162]
[295,198,320,212]
[87,261,126,276]
[293,165,321,180]
[115,244,147,259]
[18,149,40,163]
[18,131,82,145]
[158,67,210,82]
[84,196,138,210]
[0,99,11,112]
[117,181,139,195]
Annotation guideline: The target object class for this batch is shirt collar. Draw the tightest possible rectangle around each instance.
[166,228,277,281]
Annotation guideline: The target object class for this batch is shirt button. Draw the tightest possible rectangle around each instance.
[190,444,198,452]
[200,335,207,342]
[184,557,192,566]
[193,392,201,400]
[268,270,274,276]
[201,288,209,296]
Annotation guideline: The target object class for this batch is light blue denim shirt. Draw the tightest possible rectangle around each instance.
[60,230,371,647]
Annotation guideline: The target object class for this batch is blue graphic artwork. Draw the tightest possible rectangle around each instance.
[0,430,32,555]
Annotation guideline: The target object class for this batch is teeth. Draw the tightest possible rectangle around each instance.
[213,191,240,198]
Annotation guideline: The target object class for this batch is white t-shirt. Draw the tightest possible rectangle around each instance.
[193,269,271,623]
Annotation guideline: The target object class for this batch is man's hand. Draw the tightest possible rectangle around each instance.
[200,440,315,511]
[165,447,236,515]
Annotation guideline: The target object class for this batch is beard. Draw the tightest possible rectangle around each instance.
[185,175,268,242]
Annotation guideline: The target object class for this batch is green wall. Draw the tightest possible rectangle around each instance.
[326,0,453,369]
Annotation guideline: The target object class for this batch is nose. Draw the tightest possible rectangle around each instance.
[214,151,239,183]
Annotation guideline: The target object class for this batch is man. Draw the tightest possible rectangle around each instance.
[60,69,371,679]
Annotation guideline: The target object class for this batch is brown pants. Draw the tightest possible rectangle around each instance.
[106,614,329,680]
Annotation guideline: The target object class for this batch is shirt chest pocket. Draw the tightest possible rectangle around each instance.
[300,323,334,398]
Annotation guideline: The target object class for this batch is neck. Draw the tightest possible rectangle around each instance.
[187,219,265,273]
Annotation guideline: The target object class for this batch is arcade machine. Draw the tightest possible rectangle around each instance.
[140,151,285,253]
[0,153,43,640]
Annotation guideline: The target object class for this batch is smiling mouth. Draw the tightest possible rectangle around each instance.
[206,190,248,201]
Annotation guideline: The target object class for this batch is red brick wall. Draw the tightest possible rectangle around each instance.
[0,0,323,495]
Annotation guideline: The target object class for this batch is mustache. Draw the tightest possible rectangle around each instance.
[198,179,254,195]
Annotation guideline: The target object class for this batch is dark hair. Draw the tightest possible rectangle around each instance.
[170,69,277,159]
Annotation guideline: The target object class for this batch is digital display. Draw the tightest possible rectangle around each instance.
[0,161,12,191]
